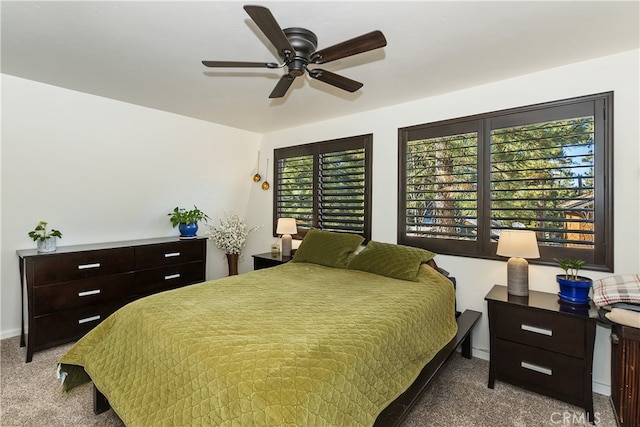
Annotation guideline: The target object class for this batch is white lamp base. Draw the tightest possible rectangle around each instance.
[281,234,292,257]
[507,256,529,296]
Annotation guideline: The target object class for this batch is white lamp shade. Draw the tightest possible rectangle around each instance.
[496,230,540,259]
[276,218,297,235]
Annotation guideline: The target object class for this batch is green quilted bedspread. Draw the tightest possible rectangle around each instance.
[59,262,457,426]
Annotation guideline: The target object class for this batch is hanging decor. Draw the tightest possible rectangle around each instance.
[253,151,261,182]
[261,158,270,190]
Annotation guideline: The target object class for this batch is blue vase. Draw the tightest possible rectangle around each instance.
[178,222,198,238]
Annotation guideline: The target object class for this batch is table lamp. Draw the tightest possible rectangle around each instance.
[496,229,540,296]
[276,218,297,257]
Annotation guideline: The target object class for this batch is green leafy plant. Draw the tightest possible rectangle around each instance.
[168,206,210,227]
[555,258,586,281]
[28,221,62,242]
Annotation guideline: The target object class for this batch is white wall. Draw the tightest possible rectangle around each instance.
[2,49,637,395]
[1,74,262,339]
[244,50,640,395]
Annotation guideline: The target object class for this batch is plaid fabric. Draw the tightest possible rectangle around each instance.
[593,275,640,307]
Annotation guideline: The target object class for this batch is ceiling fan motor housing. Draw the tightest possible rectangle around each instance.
[283,27,317,76]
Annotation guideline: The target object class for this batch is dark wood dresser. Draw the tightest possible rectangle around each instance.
[485,285,597,423]
[17,236,207,362]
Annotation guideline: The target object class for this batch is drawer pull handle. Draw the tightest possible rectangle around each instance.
[78,289,101,297]
[165,273,181,280]
[78,263,101,270]
[78,315,101,324]
[521,361,552,376]
[521,324,553,336]
[165,252,181,258]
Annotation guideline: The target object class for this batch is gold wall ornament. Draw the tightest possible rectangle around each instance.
[261,158,270,190]
[253,151,261,182]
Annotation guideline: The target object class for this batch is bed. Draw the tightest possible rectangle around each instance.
[59,231,479,426]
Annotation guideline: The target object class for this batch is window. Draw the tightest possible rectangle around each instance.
[274,134,372,240]
[398,92,613,271]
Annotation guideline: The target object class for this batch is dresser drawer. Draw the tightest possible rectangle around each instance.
[135,261,205,296]
[135,240,205,269]
[495,339,586,403]
[32,300,127,348]
[493,303,586,358]
[33,273,135,315]
[32,248,135,286]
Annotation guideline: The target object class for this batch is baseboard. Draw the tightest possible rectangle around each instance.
[592,381,610,397]
[1,328,21,340]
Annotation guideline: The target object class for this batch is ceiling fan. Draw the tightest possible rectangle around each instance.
[202,5,387,99]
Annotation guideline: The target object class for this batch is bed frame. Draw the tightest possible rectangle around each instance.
[92,273,482,426]
[374,308,481,426]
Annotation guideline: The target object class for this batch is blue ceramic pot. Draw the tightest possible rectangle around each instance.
[556,275,592,305]
[178,222,198,238]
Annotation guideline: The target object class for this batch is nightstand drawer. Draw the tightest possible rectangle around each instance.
[495,339,585,402]
[494,303,585,358]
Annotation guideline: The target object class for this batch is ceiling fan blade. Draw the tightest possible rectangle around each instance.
[310,30,387,64]
[202,60,280,68]
[243,5,295,59]
[269,74,296,98]
[308,69,363,93]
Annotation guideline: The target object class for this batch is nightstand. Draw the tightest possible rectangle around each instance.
[252,252,292,270]
[485,285,597,423]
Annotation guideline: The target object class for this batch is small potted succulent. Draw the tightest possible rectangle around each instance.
[555,258,592,305]
[28,221,63,253]
[168,205,210,238]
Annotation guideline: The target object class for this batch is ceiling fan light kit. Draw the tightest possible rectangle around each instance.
[202,5,387,99]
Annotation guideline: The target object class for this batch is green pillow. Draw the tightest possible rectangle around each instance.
[347,241,436,281]
[292,229,364,268]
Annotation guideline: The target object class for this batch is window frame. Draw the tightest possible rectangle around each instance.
[397,92,614,272]
[273,134,373,240]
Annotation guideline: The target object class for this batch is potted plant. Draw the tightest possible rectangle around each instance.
[168,205,210,238]
[28,221,63,253]
[555,258,592,305]
[206,212,261,275]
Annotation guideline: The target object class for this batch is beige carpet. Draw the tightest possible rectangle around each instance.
[1,336,616,426]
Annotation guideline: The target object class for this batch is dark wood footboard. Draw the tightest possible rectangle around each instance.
[374,309,482,427]
[93,385,110,415]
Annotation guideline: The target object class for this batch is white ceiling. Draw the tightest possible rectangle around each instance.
[2,1,639,133]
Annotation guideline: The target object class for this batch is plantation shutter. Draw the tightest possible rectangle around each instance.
[276,154,314,229]
[274,135,372,240]
[318,148,367,234]
[399,93,612,270]
[490,102,597,251]
[404,132,479,240]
